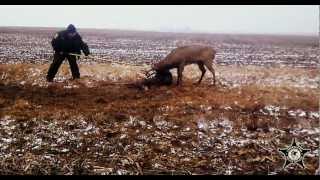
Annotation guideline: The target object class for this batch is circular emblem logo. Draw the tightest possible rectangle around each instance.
[278,138,311,169]
[287,147,302,162]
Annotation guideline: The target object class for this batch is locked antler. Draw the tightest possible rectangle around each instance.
[144,69,156,79]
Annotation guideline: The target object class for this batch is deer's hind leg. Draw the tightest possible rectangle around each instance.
[203,60,215,85]
[196,62,206,84]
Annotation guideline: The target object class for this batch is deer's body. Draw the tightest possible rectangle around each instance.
[152,45,216,85]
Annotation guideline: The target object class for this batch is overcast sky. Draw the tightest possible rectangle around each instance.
[0,5,318,35]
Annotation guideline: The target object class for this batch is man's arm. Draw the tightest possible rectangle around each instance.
[76,34,90,56]
[51,33,62,53]
[81,42,90,56]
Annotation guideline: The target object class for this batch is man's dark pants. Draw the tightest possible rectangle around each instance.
[46,53,80,82]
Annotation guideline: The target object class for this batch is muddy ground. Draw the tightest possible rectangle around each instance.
[0,26,319,175]
[0,63,319,175]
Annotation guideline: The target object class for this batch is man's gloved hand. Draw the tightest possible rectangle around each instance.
[83,48,90,56]
[82,43,90,57]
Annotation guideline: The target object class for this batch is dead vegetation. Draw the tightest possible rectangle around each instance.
[0,63,319,175]
[0,27,319,175]
[0,27,318,68]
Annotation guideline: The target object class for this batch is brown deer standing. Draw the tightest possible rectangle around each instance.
[146,45,217,86]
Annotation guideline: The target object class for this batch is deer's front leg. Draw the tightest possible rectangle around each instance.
[177,63,185,86]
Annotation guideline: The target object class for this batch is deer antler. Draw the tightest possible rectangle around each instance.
[144,69,156,78]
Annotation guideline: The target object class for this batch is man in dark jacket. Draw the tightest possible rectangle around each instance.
[46,24,90,82]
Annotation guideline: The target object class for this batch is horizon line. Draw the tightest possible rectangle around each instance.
[0,25,317,37]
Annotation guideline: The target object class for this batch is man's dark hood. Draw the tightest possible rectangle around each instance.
[67,24,77,33]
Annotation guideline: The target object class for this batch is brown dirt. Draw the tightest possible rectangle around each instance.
[0,63,319,175]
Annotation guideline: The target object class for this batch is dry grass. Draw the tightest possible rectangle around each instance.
[0,63,319,175]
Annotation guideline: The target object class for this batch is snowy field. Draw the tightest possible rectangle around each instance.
[0,27,319,175]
